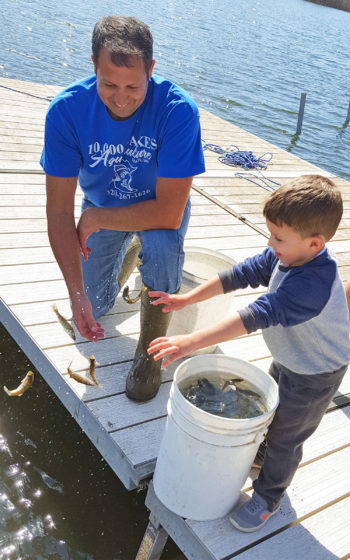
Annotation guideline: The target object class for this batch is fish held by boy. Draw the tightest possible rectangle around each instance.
[52,303,76,341]
[4,371,34,397]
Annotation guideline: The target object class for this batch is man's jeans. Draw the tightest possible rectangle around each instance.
[80,198,191,319]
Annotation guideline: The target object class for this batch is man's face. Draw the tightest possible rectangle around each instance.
[92,47,155,120]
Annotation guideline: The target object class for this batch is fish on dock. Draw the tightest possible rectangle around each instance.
[52,303,76,341]
[64,362,95,386]
[88,355,100,386]
[4,371,34,397]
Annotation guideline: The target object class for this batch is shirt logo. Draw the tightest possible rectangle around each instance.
[109,161,137,194]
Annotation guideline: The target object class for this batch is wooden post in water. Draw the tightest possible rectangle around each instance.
[345,99,350,126]
[296,92,307,135]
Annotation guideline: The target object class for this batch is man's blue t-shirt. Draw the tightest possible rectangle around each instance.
[40,74,205,207]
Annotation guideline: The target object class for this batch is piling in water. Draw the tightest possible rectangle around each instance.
[296,92,307,135]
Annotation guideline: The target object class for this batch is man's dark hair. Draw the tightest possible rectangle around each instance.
[92,15,153,73]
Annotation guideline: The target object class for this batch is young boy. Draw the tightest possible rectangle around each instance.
[147,175,350,532]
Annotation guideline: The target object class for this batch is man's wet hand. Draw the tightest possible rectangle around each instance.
[77,208,100,261]
[71,293,104,342]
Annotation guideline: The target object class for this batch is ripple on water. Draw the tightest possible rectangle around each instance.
[0,433,90,559]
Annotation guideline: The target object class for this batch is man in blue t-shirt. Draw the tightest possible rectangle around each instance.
[41,15,205,401]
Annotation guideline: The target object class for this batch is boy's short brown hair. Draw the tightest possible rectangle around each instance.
[263,175,343,241]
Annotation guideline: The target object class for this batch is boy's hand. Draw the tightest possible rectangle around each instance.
[148,291,188,313]
[148,334,194,367]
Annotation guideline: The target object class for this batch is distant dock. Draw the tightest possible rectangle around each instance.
[0,77,349,559]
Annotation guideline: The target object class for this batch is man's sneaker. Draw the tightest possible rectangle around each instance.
[229,492,279,532]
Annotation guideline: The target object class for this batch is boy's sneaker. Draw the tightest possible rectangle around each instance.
[229,492,279,532]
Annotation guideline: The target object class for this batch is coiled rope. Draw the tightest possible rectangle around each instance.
[202,141,281,191]
[202,141,273,170]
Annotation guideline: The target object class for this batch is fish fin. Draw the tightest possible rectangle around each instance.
[3,386,10,395]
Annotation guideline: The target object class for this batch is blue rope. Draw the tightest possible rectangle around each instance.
[234,170,281,191]
[202,141,273,170]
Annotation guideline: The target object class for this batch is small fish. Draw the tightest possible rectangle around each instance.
[52,303,76,341]
[88,355,100,386]
[222,378,243,390]
[122,285,146,304]
[4,371,34,397]
[197,378,217,396]
[236,386,261,399]
[64,362,95,386]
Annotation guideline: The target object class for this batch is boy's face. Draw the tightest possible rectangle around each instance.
[266,219,324,267]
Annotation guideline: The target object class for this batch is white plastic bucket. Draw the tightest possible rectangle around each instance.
[167,247,236,353]
[153,354,279,521]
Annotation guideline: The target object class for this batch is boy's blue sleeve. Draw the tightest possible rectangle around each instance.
[219,247,278,292]
[239,261,336,333]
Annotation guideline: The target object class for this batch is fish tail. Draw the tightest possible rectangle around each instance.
[66,361,73,377]
[122,285,145,304]
[4,386,22,397]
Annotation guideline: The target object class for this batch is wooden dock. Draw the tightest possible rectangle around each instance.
[0,77,349,559]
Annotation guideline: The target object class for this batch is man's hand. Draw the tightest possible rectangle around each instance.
[147,334,195,367]
[71,292,104,342]
[77,208,100,261]
[148,291,189,313]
